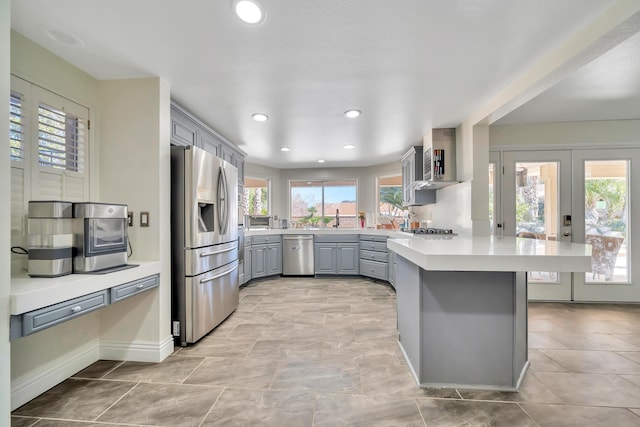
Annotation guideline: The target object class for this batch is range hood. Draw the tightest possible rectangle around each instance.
[413,128,459,190]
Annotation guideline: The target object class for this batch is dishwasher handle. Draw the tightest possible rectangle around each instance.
[283,235,314,240]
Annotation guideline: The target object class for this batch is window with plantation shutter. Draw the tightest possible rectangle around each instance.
[37,102,85,172]
[9,92,24,162]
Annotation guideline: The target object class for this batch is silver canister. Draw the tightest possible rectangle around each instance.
[27,201,73,277]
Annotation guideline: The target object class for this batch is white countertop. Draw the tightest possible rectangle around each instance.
[11,260,162,315]
[387,235,592,272]
[245,227,404,237]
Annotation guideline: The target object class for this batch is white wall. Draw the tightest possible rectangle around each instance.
[245,161,402,224]
[9,30,104,411]
[490,120,640,148]
[1,0,12,423]
[97,78,172,357]
[8,35,173,410]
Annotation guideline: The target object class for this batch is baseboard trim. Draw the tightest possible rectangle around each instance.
[100,335,174,363]
[11,339,100,411]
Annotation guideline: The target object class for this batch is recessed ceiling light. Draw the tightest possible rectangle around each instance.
[234,0,265,24]
[343,144,355,150]
[43,28,84,47]
[344,109,361,118]
[317,160,325,163]
[280,147,290,152]
[251,113,268,122]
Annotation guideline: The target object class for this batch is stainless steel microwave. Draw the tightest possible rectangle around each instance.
[248,215,272,229]
[73,202,128,272]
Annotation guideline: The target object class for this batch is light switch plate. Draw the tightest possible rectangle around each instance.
[140,211,150,227]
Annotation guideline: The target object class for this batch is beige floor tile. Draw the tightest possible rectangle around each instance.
[201,388,316,427]
[177,337,256,358]
[314,393,425,427]
[458,372,562,404]
[534,371,640,407]
[12,378,136,421]
[521,403,640,427]
[543,332,640,351]
[103,356,205,383]
[417,399,537,427]
[184,357,279,388]
[16,420,124,426]
[527,332,569,350]
[71,360,123,379]
[10,416,39,427]
[528,349,570,373]
[540,349,640,375]
[97,382,222,426]
[621,374,640,389]
[361,364,459,399]
[270,360,362,393]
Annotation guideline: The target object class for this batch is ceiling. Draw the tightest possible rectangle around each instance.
[10,0,638,169]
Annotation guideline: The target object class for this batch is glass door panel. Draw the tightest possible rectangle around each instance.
[503,151,572,301]
[572,149,640,302]
[584,160,629,283]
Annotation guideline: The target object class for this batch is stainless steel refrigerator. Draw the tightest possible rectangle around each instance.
[171,145,239,346]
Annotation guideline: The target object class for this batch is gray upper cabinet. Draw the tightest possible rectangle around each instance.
[220,144,235,164]
[198,130,221,157]
[170,109,198,147]
[170,101,245,184]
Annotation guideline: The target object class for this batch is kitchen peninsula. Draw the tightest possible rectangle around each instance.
[387,235,592,391]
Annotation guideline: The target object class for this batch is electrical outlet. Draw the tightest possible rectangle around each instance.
[172,321,180,336]
[140,211,149,227]
[127,212,134,226]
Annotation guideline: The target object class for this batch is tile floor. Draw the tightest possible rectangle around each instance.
[11,277,640,427]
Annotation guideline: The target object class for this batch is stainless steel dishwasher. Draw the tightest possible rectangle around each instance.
[282,235,314,275]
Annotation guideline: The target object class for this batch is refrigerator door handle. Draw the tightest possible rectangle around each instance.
[217,166,229,234]
[199,263,239,284]
[199,245,236,257]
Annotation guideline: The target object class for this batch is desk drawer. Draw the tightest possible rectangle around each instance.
[360,259,388,281]
[110,274,159,303]
[360,249,389,263]
[359,241,387,253]
[23,290,108,336]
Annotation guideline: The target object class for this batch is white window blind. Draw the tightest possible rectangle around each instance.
[10,92,24,162]
[37,102,85,172]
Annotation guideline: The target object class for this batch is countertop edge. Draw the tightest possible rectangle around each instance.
[11,260,162,315]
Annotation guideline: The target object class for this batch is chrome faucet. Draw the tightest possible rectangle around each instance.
[334,209,340,227]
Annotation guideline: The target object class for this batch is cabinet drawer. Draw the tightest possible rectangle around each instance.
[244,236,252,247]
[360,249,389,263]
[359,241,388,253]
[360,259,388,281]
[23,290,109,336]
[110,274,159,303]
[314,234,359,243]
[359,234,388,243]
[251,235,281,245]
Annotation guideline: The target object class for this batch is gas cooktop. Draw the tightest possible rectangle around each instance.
[404,227,456,235]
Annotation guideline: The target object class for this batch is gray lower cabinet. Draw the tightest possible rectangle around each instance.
[388,250,397,288]
[314,235,359,275]
[11,274,159,340]
[251,235,282,278]
[359,235,389,281]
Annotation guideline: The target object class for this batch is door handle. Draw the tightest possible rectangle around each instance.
[200,264,239,284]
[200,245,236,257]
[563,231,572,237]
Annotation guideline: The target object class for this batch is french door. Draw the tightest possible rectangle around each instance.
[500,148,640,302]
[572,149,640,302]
[503,151,573,301]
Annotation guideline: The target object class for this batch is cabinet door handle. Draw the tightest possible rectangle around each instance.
[136,284,144,290]
[71,306,82,314]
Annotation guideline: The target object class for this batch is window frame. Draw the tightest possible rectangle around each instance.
[289,179,358,228]
[243,176,271,216]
